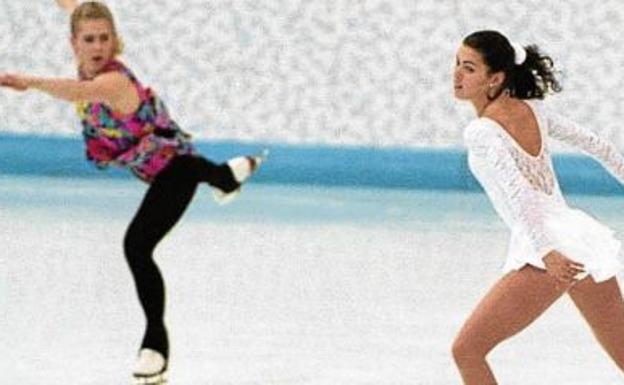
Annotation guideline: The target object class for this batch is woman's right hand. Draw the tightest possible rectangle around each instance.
[542,250,585,284]
[0,73,30,91]
[55,0,78,13]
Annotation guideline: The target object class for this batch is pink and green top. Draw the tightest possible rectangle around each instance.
[76,60,194,182]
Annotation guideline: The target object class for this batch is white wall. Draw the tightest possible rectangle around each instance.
[1,0,623,148]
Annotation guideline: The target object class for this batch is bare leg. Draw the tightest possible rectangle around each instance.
[568,276,624,371]
[452,265,571,385]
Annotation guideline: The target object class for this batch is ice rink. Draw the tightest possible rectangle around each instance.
[2,176,624,385]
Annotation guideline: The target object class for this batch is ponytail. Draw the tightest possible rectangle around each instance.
[463,30,562,100]
[508,45,561,99]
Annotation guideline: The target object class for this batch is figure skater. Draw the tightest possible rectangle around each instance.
[0,1,266,382]
[451,30,624,384]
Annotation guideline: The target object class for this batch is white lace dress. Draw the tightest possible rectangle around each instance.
[464,100,623,282]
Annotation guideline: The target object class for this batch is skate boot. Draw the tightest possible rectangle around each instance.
[212,148,269,205]
[132,348,167,385]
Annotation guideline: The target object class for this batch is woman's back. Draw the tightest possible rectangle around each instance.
[482,99,542,157]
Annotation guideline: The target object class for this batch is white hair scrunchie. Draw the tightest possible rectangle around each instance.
[511,42,527,65]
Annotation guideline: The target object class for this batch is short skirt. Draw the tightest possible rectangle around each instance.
[504,205,623,282]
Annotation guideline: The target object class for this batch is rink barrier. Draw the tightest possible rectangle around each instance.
[0,133,622,195]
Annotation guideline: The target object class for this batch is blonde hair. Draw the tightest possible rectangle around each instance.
[71,1,124,55]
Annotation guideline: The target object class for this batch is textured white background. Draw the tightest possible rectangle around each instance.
[1,0,623,148]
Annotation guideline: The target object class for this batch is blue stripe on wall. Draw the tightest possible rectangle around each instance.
[0,133,622,195]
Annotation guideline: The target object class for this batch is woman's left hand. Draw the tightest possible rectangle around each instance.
[542,250,585,284]
[0,73,30,91]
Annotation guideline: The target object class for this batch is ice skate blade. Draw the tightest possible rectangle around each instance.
[258,148,270,161]
[133,372,167,385]
[211,148,268,205]
[212,188,241,205]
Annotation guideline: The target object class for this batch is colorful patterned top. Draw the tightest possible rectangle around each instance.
[75,60,194,182]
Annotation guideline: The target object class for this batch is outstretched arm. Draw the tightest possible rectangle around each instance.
[55,0,78,14]
[544,108,624,185]
[0,72,130,105]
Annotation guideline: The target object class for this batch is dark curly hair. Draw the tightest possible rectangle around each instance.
[462,30,561,100]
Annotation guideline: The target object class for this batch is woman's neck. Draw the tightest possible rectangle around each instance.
[473,97,491,117]
[474,93,513,117]
[78,58,117,80]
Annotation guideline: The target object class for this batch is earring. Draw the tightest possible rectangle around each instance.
[486,84,499,100]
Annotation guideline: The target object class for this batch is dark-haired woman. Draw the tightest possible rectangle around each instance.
[451,30,624,384]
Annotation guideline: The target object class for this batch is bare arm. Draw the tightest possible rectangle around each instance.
[0,71,135,109]
[55,0,78,14]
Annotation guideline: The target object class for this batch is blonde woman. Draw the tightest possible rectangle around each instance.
[452,30,624,384]
[1,1,265,382]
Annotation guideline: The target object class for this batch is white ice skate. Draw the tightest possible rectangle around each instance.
[212,148,269,205]
[132,348,167,385]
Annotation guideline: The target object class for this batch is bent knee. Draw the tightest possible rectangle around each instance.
[123,229,140,257]
[123,228,154,263]
[452,333,490,365]
[452,334,472,364]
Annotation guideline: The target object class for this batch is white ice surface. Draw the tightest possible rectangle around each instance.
[1,176,623,384]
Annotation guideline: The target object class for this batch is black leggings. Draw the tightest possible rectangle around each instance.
[123,154,238,359]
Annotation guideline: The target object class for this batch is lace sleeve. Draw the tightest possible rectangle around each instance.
[465,124,556,262]
[545,109,624,184]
